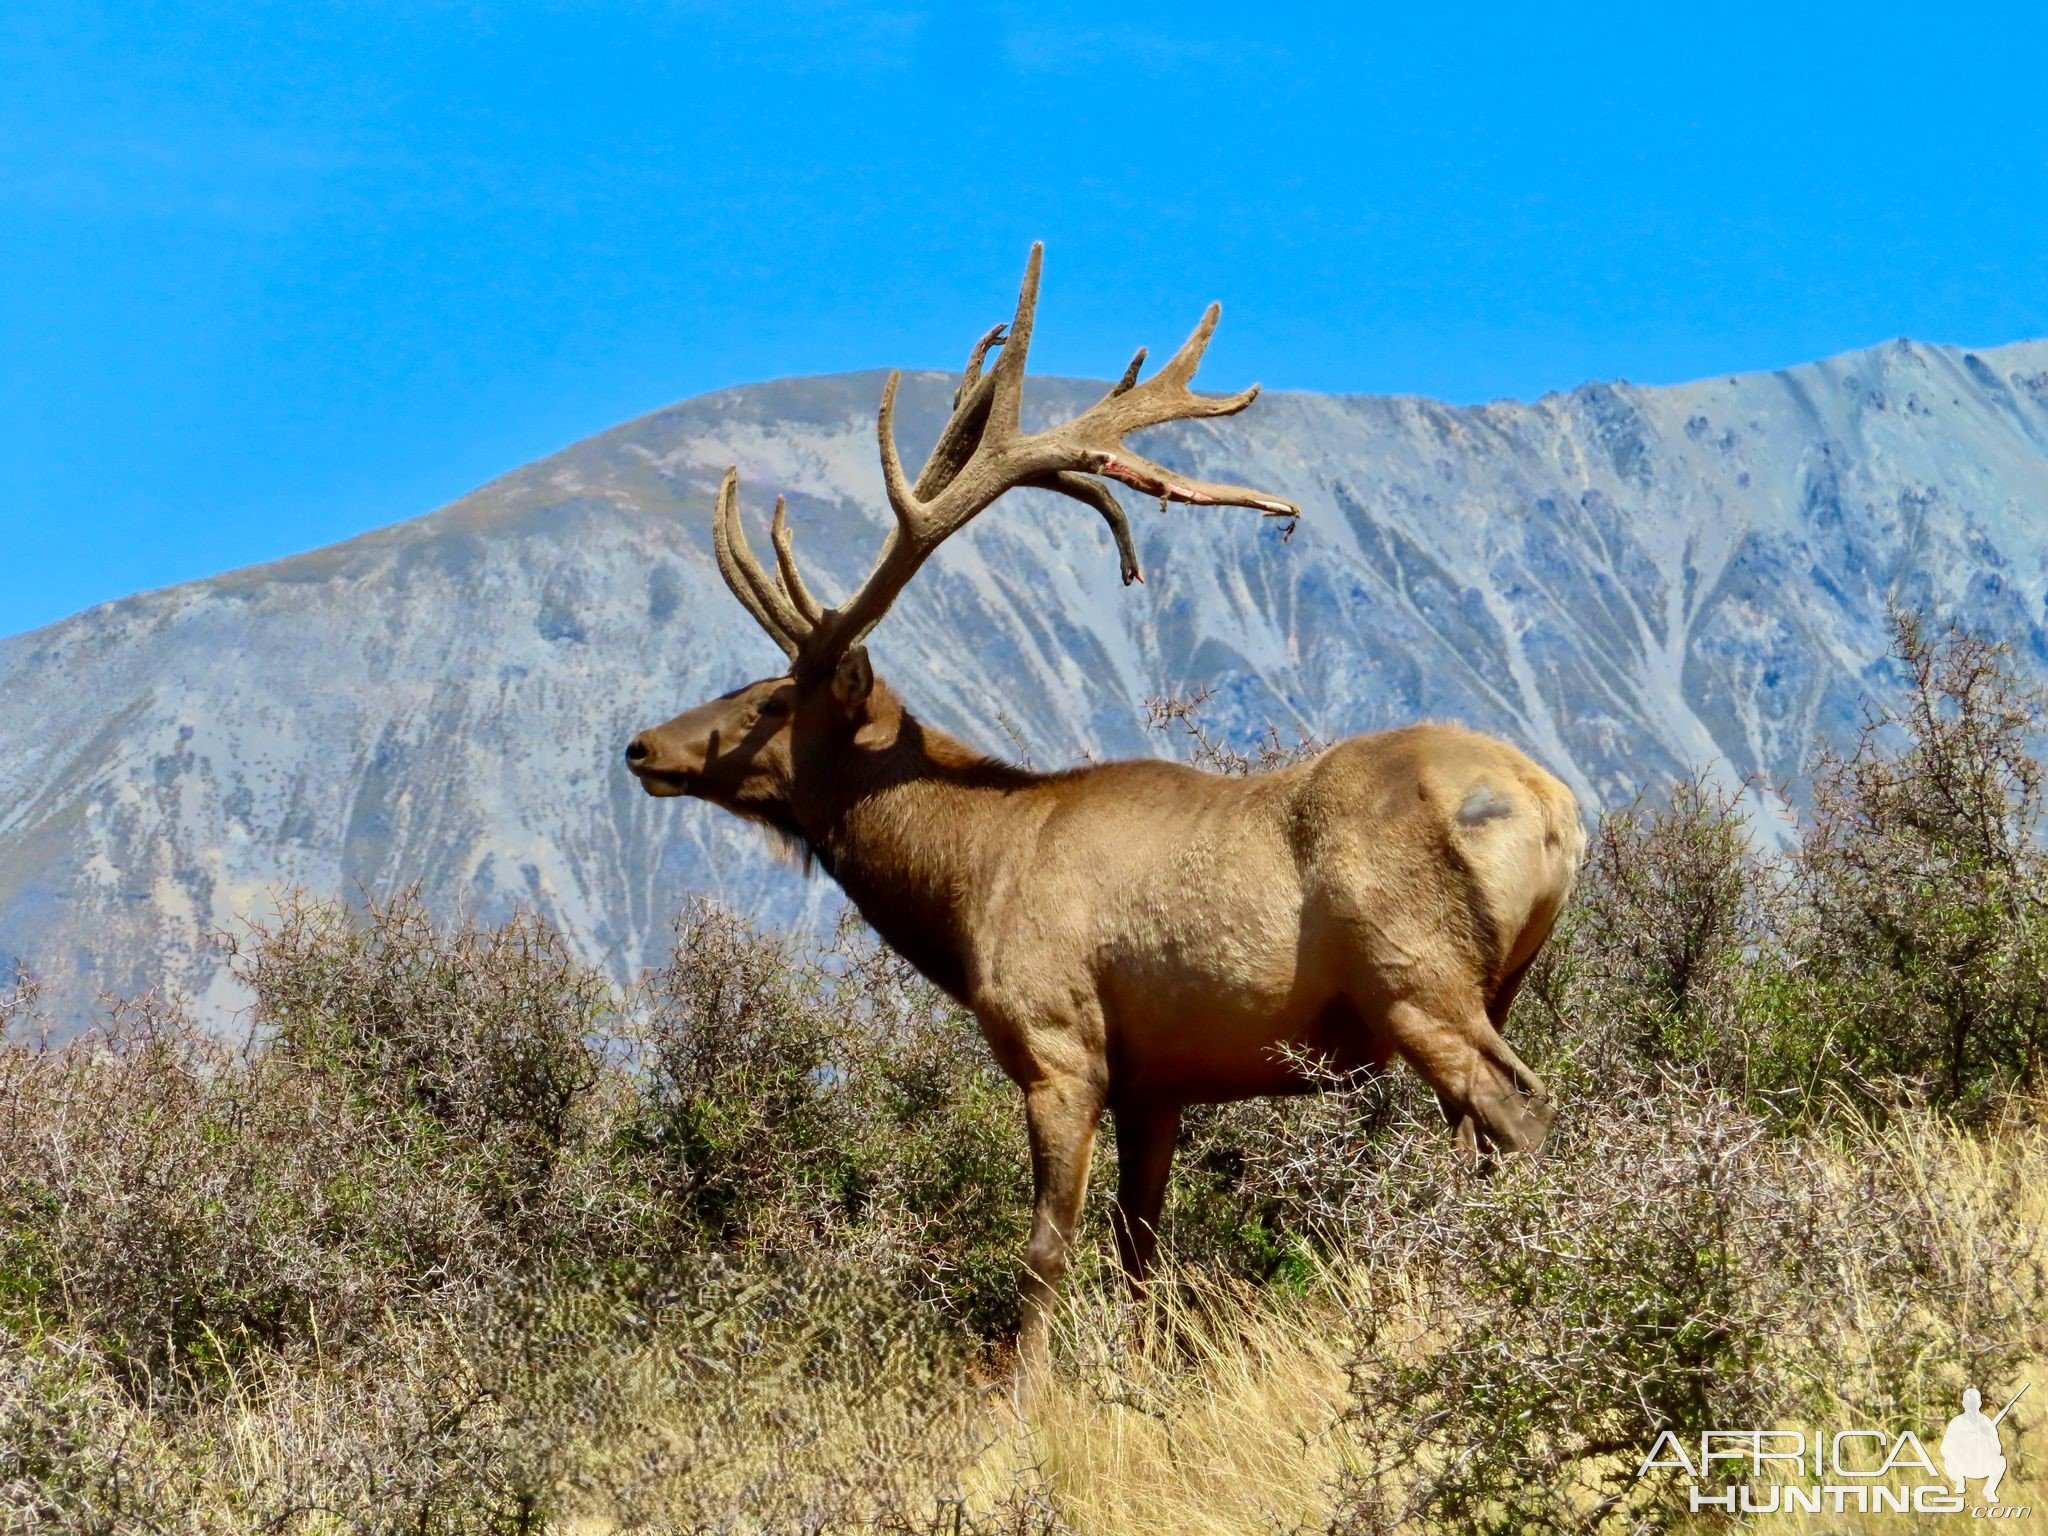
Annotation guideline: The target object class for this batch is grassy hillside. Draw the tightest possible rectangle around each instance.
[3,611,2044,1532]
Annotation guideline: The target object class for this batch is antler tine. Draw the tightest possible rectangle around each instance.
[769,496,824,625]
[916,369,998,500]
[886,250,1044,514]
[711,468,808,658]
[1091,304,1259,432]
[953,323,1009,409]
[1089,453,1293,515]
[1108,346,1147,399]
[1030,471,1143,585]
[1160,302,1221,387]
[876,371,924,530]
[1049,299,1295,517]
[865,323,1012,516]
[987,242,1043,434]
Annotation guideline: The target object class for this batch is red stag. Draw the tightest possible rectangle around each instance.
[627,246,1584,1363]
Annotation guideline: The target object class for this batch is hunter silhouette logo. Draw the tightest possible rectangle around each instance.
[1636,1382,2032,1519]
[1943,1385,2027,1503]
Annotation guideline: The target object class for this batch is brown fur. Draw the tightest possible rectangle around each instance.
[629,669,1584,1364]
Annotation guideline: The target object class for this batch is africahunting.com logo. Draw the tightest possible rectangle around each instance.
[1636,1385,2030,1519]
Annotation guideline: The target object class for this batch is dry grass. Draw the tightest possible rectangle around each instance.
[1006,1271,1364,1535]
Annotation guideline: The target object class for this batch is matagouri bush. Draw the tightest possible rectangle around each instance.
[4,608,2045,1533]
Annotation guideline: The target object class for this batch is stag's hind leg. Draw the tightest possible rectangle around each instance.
[1382,990,1554,1157]
[1109,1098,1181,1288]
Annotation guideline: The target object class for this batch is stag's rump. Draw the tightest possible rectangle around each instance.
[1008,727,1579,1100]
[1298,723,1585,1011]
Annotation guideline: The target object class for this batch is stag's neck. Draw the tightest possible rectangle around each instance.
[794,701,1049,1002]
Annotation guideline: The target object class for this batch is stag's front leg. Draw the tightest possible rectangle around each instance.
[1017,1072,1104,1372]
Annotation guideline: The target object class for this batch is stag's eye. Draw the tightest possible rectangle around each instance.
[758,696,792,719]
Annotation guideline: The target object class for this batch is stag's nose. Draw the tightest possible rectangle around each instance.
[624,733,652,768]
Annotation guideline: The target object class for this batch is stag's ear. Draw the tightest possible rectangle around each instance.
[830,646,874,718]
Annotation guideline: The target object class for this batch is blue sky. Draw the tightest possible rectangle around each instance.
[3,3,2044,637]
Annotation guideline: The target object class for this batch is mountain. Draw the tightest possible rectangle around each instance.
[5,338,2048,1034]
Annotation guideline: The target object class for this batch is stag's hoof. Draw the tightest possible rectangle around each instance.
[1460,1076,1555,1161]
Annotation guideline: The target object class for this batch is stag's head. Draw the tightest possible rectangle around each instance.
[626,244,1297,828]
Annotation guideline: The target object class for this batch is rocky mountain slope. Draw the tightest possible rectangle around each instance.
[4,338,2046,1033]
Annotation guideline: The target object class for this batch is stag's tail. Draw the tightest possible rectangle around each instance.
[1533,772,1588,904]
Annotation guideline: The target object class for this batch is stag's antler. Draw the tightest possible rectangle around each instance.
[712,472,809,657]
[713,244,1297,674]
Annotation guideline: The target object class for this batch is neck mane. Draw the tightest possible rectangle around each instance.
[791,687,1049,999]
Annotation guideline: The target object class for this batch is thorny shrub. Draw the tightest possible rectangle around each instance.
[242,896,613,1220]
[626,899,1034,1334]
[1520,608,2048,1121]
[1,1260,1063,1535]
[1243,1069,2044,1533]
[1793,609,2048,1107]
[0,898,1054,1531]
[1524,777,1771,1091]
